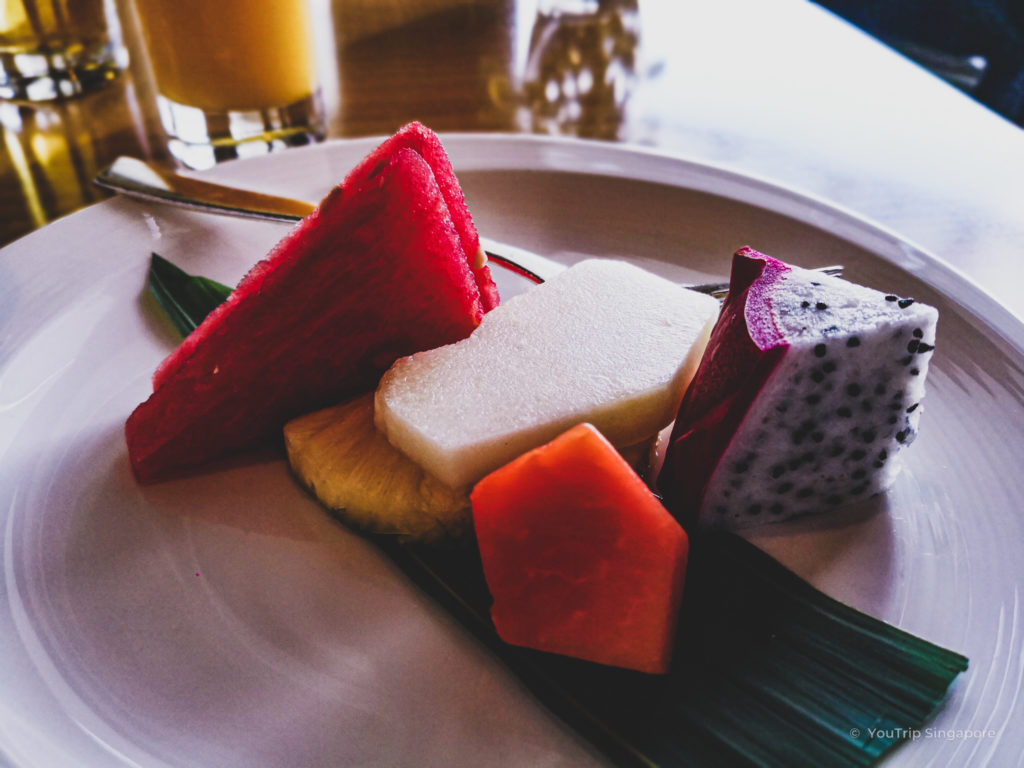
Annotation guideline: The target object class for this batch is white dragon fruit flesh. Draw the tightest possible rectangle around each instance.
[658,247,938,529]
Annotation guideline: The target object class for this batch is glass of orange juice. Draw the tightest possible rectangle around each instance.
[0,0,126,101]
[131,0,325,169]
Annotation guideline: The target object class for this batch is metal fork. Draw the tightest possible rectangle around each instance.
[94,156,842,295]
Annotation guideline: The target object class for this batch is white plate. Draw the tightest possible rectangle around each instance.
[1,135,1022,767]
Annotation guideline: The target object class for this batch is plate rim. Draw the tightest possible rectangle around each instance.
[5,131,1020,356]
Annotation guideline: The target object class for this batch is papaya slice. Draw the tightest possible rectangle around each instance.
[471,423,689,674]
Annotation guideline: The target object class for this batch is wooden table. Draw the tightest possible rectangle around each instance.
[2,0,1023,318]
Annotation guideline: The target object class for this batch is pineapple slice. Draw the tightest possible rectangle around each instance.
[284,394,472,542]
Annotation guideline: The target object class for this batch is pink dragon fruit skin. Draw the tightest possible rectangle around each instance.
[658,247,938,529]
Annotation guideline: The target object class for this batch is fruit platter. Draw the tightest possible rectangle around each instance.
[1,128,1023,767]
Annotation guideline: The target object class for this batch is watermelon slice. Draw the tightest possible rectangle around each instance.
[152,121,496,391]
[471,423,689,674]
[126,138,498,484]
[340,121,499,314]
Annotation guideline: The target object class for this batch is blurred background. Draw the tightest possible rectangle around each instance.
[1,0,1022,248]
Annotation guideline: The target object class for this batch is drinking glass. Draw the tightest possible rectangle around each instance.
[0,0,126,101]
[520,0,639,139]
[131,0,326,169]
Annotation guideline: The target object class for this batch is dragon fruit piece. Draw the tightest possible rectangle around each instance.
[658,247,938,529]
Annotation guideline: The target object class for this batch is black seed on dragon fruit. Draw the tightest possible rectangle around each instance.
[658,247,938,529]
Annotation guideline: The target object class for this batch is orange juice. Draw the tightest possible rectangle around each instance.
[132,0,316,113]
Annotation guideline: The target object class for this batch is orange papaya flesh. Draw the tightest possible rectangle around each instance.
[471,423,688,674]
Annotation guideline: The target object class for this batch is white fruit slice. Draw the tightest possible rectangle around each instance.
[374,259,721,488]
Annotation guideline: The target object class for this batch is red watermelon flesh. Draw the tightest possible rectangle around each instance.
[341,121,499,313]
[471,423,689,674]
[152,122,495,391]
[127,147,495,483]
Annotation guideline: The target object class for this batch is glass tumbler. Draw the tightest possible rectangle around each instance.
[0,0,126,101]
[131,0,326,169]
